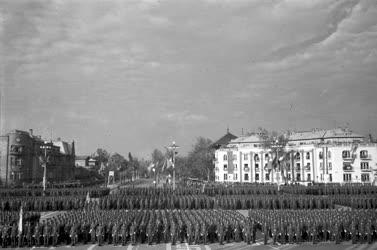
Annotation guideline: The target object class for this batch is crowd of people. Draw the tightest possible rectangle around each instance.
[0,183,376,247]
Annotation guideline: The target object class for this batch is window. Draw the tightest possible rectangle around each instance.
[215,175,219,181]
[287,173,291,180]
[254,154,260,162]
[234,174,238,181]
[244,164,249,171]
[320,174,323,181]
[320,162,323,170]
[296,173,301,181]
[343,173,352,182]
[15,158,23,166]
[306,152,310,160]
[328,151,331,159]
[286,163,291,170]
[295,152,301,160]
[223,164,228,171]
[223,154,227,161]
[328,162,332,170]
[361,162,369,170]
[343,162,352,171]
[342,150,350,159]
[296,163,300,170]
[233,154,237,160]
[307,174,311,181]
[255,163,259,170]
[244,154,248,161]
[361,174,370,182]
[265,153,269,160]
[234,164,238,170]
[265,173,270,181]
[360,150,368,159]
[329,174,332,182]
[10,145,23,153]
[319,151,323,159]
[224,174,228,180]
[306,163,311,170]
[255,173,260,181]
[10,157,16,166]
[215,167,219,172]
[244,173,249,181]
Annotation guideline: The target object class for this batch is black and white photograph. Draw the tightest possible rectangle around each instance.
[1,0,377,249]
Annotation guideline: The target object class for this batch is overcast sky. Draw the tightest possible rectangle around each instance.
[1,0,377,157]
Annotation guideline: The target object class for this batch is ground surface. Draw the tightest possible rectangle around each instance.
[6,241,377,250]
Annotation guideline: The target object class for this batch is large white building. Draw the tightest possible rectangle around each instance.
[214,128,377,185]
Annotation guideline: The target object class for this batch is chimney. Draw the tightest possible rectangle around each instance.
[29,129,33,136]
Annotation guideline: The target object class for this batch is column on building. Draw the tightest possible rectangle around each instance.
[239,151,242,183]
[249,151,253,183]
[259,151,264,183]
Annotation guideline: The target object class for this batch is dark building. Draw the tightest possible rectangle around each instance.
[211,128,238,149]
[0,129,75,186]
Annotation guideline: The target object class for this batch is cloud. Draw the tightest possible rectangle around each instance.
[1,0,377,155]
[162,112,208,124]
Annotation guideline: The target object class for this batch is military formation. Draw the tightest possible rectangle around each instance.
[0,183,377,247]
[249,209,377,244]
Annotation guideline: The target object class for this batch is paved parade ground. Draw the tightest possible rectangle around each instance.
[6,241,377,250]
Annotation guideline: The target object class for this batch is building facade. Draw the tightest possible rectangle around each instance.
[0,129,75,186]
[214,128,377,185]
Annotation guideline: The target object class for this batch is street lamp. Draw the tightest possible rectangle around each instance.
[167,141,179,191]
[39,144,50,195]
[152,167,156,188]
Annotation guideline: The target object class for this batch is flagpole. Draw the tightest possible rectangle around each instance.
[167,142,179,191]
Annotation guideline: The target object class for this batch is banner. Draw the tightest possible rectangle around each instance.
[18,206,23,234]
[227,151,234,174]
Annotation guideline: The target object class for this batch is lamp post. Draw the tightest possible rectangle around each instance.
[40,144,50,195]
[167,141,179,191]
[152,167,156,188]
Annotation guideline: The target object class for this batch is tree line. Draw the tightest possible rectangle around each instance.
[90,136,215,183]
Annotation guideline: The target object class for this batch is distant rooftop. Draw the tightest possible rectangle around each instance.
[212,129,238,149]
[288,127,364,141]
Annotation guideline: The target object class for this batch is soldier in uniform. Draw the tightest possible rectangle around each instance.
[33,222,41,247]
[52,222,59,247]
[194,222,200,245]
[43,222,51,247]
[70,224,78,246]
[2,224,9,248]
[217,222,224,245]
[25,222,32,247]
[200,222,208,245]
[121,222,128,246]
[243,220,251,244]
[90,222,96,244]
[171,221,177,245]
[112,222,119,245]
[96,223,104,246]
[263,222,269,245]
[146,223,153,245]
[130,222,136,245]
[10,223,17,248]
